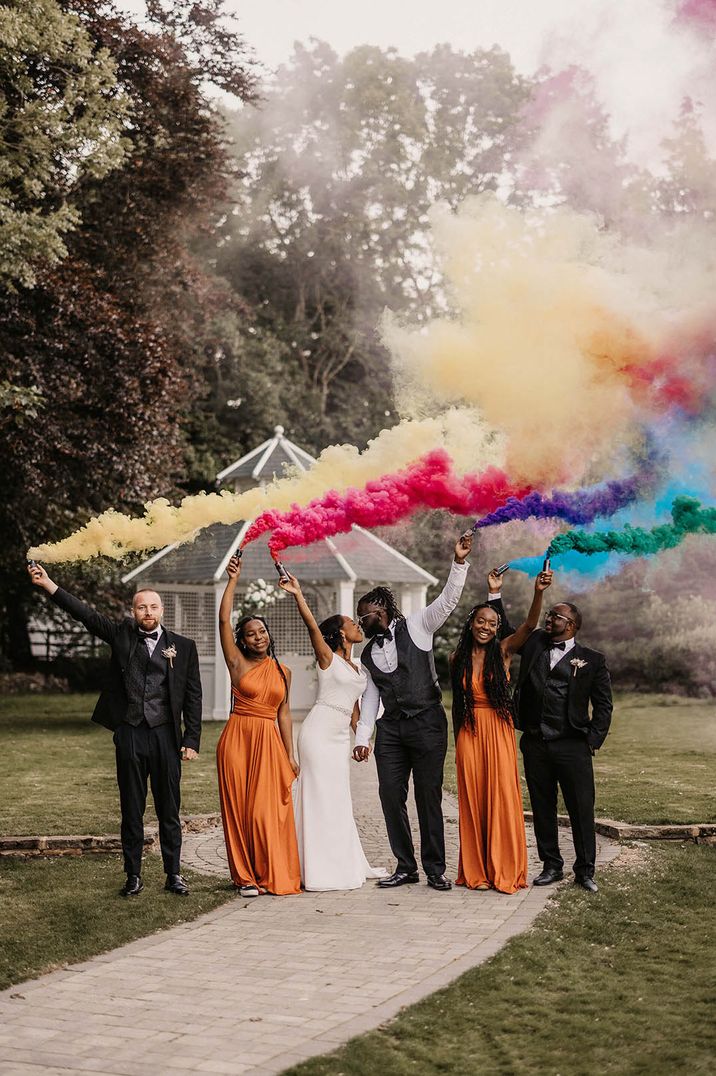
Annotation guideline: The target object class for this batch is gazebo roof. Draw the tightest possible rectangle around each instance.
[122,428,438,588]
[215,425,315,484]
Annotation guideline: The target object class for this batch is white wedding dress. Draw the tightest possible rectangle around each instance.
[294,654,385,891]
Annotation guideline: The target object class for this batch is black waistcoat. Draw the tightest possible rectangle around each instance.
[124,636,171,727]
[521,648,580,739]
[361,620,442,720]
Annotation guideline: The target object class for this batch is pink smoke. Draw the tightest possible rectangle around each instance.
[241,450,531,556]
[675,0,716,30]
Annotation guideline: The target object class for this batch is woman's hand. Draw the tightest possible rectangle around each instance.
[278,572,302,596]
[487,567,505,593]
[289,756,300,777]
[226,554,242,580]
[535,569,553,592]
[454,531,473,563]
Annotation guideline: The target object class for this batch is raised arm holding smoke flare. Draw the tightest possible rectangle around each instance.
[27,562,201,899]
[215,550,302,897]
[276,571,386,890]
[449,567,551,894]
[488,567,613,894]
[352,531,472,893]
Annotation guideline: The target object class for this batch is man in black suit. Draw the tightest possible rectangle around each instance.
[29,562,202,897]
[488,577,612,893]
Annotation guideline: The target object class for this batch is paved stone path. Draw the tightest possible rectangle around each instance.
[0,758,619,1076]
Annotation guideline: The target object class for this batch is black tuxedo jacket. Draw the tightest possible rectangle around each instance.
[489,598,612,749]
[50,587,202,752]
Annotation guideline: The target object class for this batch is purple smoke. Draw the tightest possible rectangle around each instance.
[473,470,653,530]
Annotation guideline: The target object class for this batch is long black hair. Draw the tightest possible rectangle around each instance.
[319,614,345,652]
[235,614,288,694]
[450,604,513,733]
[357,585,405,625]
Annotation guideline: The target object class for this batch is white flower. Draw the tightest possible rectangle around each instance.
[162,644,177,668]
[570,657,588,678]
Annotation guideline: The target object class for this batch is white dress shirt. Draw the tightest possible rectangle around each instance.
[138,625,164,658]
[354,559,469,748]
[548,636,575,669]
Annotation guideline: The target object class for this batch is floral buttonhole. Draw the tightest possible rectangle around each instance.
[162,645,177,668]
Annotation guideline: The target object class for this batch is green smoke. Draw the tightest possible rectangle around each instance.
[548,497,716,558]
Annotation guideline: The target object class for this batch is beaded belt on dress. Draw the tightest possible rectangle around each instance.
[320,701,353,716]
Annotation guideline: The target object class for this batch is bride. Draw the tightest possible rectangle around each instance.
[279,572,385,890]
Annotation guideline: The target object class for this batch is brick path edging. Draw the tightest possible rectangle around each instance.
[0,813,222,858]
[2,810,714,858]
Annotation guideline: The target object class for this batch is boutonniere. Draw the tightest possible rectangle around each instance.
[162,644,177,668]
[570,657,588,678]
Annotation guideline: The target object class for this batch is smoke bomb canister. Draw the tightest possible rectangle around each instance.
[495,563,510,576]
[542,557,551,572]
[274,559,289,582]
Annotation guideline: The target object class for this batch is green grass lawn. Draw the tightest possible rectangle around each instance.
[1,692,714,836]
[0,694,224,836]
[442,691,716,825]
[0,853,235,992]
[287,842,716,1076]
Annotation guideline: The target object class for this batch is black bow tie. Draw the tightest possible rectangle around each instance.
[139,631,158,641]
[551,641,566,651]
[375,629,393,648]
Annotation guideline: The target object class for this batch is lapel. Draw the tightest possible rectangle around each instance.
[162,626,176,701]
[521,633,552,681]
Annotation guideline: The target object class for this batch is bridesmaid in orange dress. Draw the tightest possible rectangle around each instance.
[216,552,301,897]
[450,567,552,894]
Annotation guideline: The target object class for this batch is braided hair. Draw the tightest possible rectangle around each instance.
[450,604,513,732]
[319,614,345,652]
[357,585,405,625]
[235,614,288,694]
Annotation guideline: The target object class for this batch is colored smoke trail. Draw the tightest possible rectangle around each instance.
[242,450,531,556]
[474,464,658,530]
[546,497,716,559]
[28,408,499,562]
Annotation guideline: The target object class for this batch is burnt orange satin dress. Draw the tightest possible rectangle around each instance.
[455,670,528,894]
[216,657,301,895]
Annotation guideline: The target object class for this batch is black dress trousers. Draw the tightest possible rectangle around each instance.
[520,732,596,877]
[374,708,448,877]
[114,721,182,876]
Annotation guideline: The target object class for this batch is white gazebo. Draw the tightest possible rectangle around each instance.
[122,426,438,718]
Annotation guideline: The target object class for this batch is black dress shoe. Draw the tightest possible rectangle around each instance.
[575,876,599,893]
[121,874,143,897]
[377,869,419,888]
[427,873,452,891]
[165,874,190,896]
[532,868,564,886]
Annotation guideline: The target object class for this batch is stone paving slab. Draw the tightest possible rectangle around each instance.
[0,756,619,1076]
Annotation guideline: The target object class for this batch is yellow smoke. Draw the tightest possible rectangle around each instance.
[383,195,658,483]
[29,407,500,562]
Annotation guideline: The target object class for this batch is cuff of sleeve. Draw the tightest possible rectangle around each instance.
[354,729,371,749]
[488,592,501,600]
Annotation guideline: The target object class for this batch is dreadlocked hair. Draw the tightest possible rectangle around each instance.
[450,604,513,732]
[358,585,405,624]
[235,614,288,694]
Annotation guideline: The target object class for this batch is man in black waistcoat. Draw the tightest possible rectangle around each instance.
[353,532,472,892]
[29,562,202,897]
[488,582,612,892]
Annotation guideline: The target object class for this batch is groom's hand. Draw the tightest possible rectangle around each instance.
[352,746,370,762]
[454,531,472,563]
[181,747,199,761]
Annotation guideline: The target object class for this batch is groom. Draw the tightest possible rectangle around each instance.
[353,532,472,891]
[28,562,202,897]
[488,578,612,892]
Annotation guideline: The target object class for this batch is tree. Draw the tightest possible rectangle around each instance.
[0,0,128,288]
[0,0,256,666]
[201,41,530,449]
